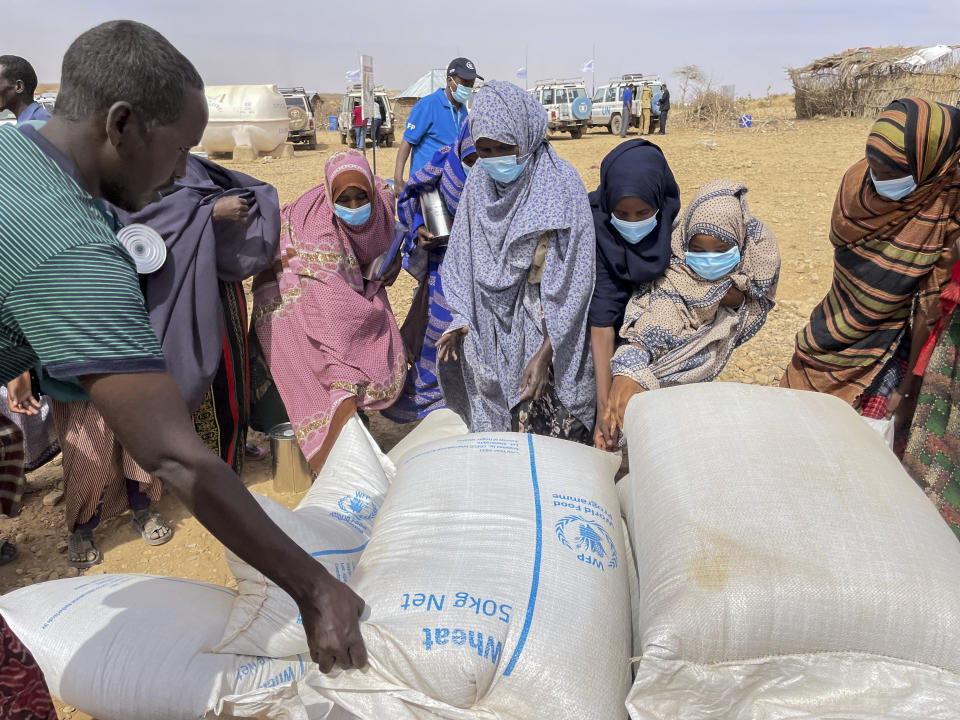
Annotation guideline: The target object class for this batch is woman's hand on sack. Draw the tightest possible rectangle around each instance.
[593,407,618,451]
[6,372,40,416]
[416,225,440,250]
[885,375,920,430]
[519,341,554,403]
[297,574,368,673]
[436,327,468,362]
[608,374,644,434]
[213,195,250,223]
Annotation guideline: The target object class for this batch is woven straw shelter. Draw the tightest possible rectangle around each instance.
[789,45,960,119]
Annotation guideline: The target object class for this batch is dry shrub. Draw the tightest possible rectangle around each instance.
[687,88,739,131]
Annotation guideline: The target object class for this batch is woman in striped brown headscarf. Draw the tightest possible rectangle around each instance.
[781,98,960,436]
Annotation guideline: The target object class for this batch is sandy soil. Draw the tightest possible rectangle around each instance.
[0,107,875,720]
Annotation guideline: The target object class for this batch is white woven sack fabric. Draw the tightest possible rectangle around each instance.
[620,383,960,719]
[217,416,393,657]
[0,574,332,720]
[386,408,469,465]
[304,432,631,719]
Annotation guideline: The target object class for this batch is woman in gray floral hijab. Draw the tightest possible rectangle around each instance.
[437,80,596,442]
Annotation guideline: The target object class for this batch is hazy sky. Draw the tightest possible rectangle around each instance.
[7,1,958,97]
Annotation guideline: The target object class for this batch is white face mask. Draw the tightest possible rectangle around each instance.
[870,170,917,201]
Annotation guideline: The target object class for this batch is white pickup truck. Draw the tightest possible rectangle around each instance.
[588,74,663,135]
[531,79,592,139]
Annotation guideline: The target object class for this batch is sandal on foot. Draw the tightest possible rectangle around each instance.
[0,541,18,566]
[132,509,174,547]
[68,529,101,569]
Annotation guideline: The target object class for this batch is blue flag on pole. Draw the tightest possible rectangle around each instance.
[345,68,361,82]
[516,67,527,79]
[581,60,594,73]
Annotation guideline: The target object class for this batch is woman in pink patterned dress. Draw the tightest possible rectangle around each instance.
[253,151,405,471]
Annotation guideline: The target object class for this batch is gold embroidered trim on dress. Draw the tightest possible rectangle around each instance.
[297,250,359,268]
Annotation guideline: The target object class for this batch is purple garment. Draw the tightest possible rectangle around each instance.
[439,80,596,431]
[17,102,50,124]
[111,156,280,410]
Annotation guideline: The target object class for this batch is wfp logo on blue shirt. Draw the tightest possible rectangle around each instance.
[407,122,416,131]
[554,515,618,571]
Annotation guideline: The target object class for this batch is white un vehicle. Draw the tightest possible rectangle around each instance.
[531,79,592,139]
[588,74,663,135]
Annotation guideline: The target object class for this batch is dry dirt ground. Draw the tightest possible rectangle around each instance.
[0,108,875,719]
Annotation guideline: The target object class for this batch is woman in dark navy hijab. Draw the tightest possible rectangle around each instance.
[588,139,680,449]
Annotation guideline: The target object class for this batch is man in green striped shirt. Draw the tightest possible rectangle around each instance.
[0,20,366,676]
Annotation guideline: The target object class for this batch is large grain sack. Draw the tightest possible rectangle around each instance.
[0,574,337,720]
[306,432,631,719]
[386,408,469,465]
[620,383,960,719]
[217,416,393,657]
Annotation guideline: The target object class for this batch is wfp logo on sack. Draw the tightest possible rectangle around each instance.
[555,515,618,571]
[330,491,379,534]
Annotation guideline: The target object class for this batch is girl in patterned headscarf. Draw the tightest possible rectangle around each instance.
[253,150,405,471]
[781,98,960,442]
[382,120,477,423]
[437,80,596,442]
[601,180,780,442]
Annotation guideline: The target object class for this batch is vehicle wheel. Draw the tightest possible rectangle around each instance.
[569,126,584,140]
[307,133,317,150]
[385,132,394,147]
[609,114,622,136]
[340,132,347,145]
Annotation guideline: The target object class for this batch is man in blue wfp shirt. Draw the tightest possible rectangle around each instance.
[393,57,482,194]
[0,56,51,124]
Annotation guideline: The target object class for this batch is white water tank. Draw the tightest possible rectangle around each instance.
[201,84,289,154]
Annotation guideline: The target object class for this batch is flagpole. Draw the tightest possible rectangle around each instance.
[525,47,529,90]
[592,44,596,95]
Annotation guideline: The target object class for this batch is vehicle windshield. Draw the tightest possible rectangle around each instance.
[592,87,604,102]
[284,96,307,110]
[572,88,586,98]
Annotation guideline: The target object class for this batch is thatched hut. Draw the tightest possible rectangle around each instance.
[789,45,960,119]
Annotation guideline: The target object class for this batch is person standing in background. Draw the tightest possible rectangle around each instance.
[372,96,386,147]
[620,84,633,138]
[658,84,671,135]
[640,84,653,135]
[393,58,482,194]
[352,102,364,149]
[0,56,50,124]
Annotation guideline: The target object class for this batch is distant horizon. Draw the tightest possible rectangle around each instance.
[6,0,957,99]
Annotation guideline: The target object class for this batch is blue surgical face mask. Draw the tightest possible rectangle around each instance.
[610,214,658,244]
[452,83,472,104]
[334,202,372,226]
[871,170,917,201]
[480,154,527,183]
[685,245,741,280]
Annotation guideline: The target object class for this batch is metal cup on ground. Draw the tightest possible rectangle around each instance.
[268,423,312,493]
[419,189,453,246]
